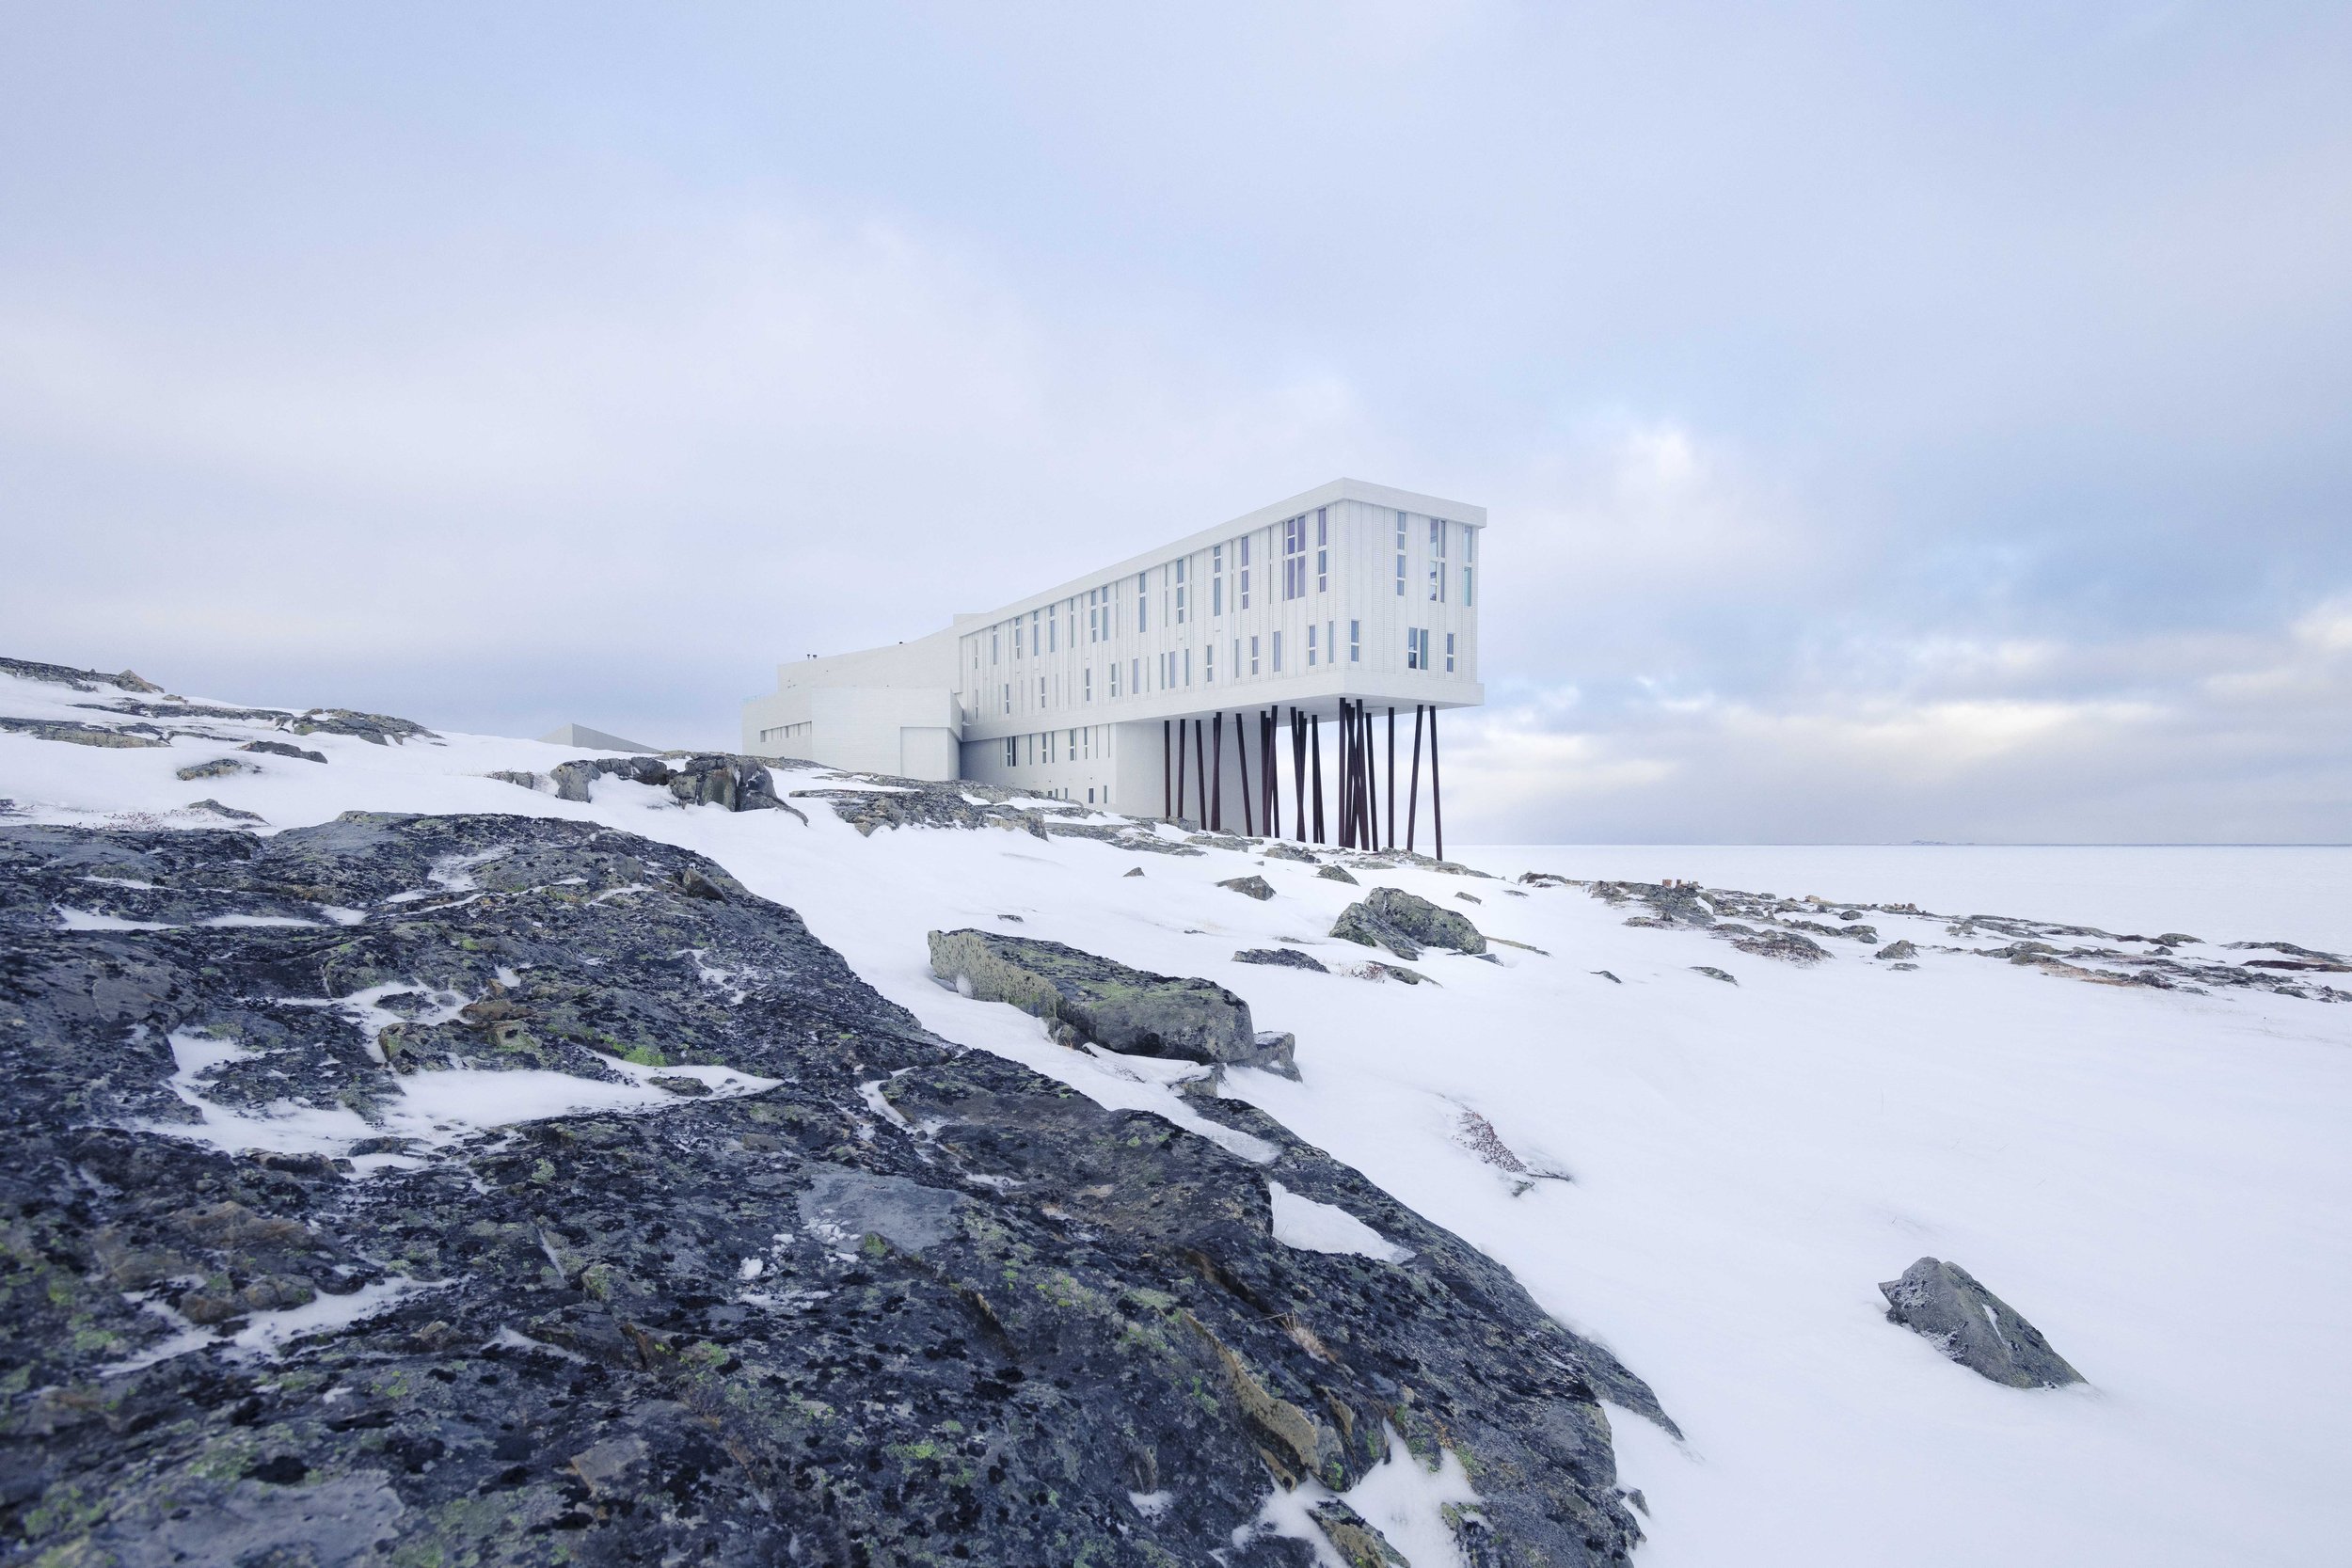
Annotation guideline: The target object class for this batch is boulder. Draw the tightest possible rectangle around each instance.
[241,739,326,763]
[1691,966,1738,985]
[1263,842,1317,863]
[1329,886,1486,960]
[184,799,264,823]
[550,753,785,813]
[1878,1257,2083,1388]
[1876,940,1918,960]
[1728,929,1829,963]
[928,928,1294,1075]
[1218,875,1275,901]
[1122,866,1145,878]
[174,758,254,782]
[1316,864,1359,884]
[1234,947,1327,973]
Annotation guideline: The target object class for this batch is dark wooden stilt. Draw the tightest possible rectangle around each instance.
[1163,720,1171,819]
[1266,709,1279,838]
[1235,713,1251,837]
[1335,700,1350,847]
[1360,703,1377,851]
[1406,704,1424,854]
[1212,713,1224,832]
[1175,720,1187,825]
[1386,706,1396,850]
[1309,714,1325,844]
[1194,720,1207,830]
[1429,706,1443,864]
[1292,709,1308,841]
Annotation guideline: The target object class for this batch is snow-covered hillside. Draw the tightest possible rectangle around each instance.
[6,658,2348,1566]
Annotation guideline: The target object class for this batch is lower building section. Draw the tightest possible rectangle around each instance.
[957,702,1451,855]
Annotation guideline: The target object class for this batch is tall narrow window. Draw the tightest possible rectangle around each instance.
[1002,683,1011,713]
[1038,676,1045,707]
[1049,609,1057,653]
[1239,536,1252,610]
[1281,516,1307,600]
[1132,657,1140,694]
[1006,737,1016,766]
[1136,572,1148,634]
[1212,545,1224,617]
[1445,632,1456,673]
[1031,609,1041,653]
[1307,624,1318,666]
[1349,620,1360,661]
[1273,630,1283,673]
[1315,507,1328,592]
[1406,628,1424,670]
[1175,558,1187,624]
[1014,621,1024,659]
[992,628,1001,663]
[1249,635,1260,675]
[1085,667,1092,702]
[1395,512,1408,596]
[1184,647,1192,685]
[1110,663,1120,698]
[1205,642,1215,682]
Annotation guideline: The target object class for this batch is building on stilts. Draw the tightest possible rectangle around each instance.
[740,479,1483,857]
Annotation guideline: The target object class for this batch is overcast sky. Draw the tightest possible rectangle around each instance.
[4,3,2347,842]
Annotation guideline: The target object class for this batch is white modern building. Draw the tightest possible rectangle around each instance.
[742,479,1485,852]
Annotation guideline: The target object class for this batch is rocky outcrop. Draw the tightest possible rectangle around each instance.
[1876,940,1918,959]
[1233,947,1327,973]
[0,656,163,693]
[0,716,167,748]
[0,813,1668,1566]
[1218,875,1275,901]
[1879,1258,2083,1388]
[1330,886,1487,961]
[551,753,790,814]
[243,740,327,763]
[175,757,256,782]
[928,929,1296,1077]
[1316,864,1359,884]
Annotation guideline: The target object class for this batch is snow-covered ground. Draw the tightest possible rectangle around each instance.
[7,665,2349,1566]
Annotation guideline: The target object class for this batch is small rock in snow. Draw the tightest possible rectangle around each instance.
[1218,876,1276,901]
[1122,866,1145,878]
[1316,864,1359,884]
[1878,1257,2084,1388]
[1691,966,1738,985]
[1876,940,1919,959]
[1234,948,1327,973]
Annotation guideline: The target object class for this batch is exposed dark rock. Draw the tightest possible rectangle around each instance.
[1452,1110,1569,1195]
[552,753,799,816]
[928,928,1295,1075]
[1518,872,1575,888]
[795,777,1057,839]
[1879,1258,2083,1388]
[0,656,163,693]
[2156,932,2201,946]
[175,757,256,781]
[1123,866,1145,878]
[1219,875,1276,901]
[1876,941,1919,960]
[243,740,328,764]
[1454,892,1481,904]
[1263,843,1318,863]
[1354,962,1430,986]
[1726,929,1829,964]
[486,769,545,791]
[184,799,266,823]
[1330,887,1486,961]
[1316,864,1359,885]
[1690,966,1738,985]
[1,812,1666,1565]
[287,708,437,746]
[1234,948,1328,974]
[1591,971,1621,984]
[1311,1497,1409,1566]
[0,716,167,748]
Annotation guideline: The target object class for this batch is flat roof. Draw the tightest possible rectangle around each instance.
[950,478,1484,630]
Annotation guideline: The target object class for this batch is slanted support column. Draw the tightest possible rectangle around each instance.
[1309,714,1325,845]
[1163,720,1171,820]
[1406,704,1424,854]
[1430,706,1444,864]
[1234,713,1251,836]
[1175,719,1188,825]
[1212,713,1224,833]
[1194,719,1208,830]
[1291,709,1308,841]
[1386,706,1396,850]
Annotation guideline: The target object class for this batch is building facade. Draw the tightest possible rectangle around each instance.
[741,479,1484,850]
